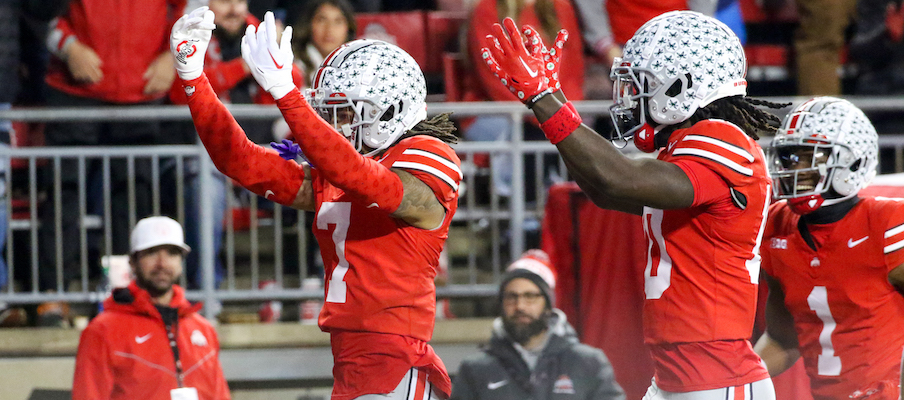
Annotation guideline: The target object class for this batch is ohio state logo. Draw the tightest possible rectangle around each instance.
[175,40,198,64]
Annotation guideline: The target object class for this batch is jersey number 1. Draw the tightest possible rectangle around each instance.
[318,202,351,303]
[807,286,842,376]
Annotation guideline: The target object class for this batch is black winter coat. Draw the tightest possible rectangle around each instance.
[450,309,624,400]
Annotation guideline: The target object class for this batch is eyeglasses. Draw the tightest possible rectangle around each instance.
[502,291,545,304]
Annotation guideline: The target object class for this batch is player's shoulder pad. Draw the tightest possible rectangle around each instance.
[670,119,759,179]
[388,135,462,193]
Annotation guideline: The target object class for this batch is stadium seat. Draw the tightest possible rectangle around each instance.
[739,0,799,23]
[425,11,468,75]
[355,11,428,71]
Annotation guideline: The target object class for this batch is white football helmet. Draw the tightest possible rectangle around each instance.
[610,11,747,152]
[769,97,878,214]
[305,39,427,157]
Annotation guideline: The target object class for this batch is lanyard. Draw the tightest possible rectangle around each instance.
[158,306,184,387]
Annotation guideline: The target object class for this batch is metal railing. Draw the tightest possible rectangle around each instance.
[2,98,904,319]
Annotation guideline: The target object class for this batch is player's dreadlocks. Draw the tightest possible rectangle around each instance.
[398,112,459,144]
[690,96,790,140]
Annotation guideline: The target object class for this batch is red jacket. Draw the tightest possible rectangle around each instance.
[72,282,230,400]
[45,0,186,103]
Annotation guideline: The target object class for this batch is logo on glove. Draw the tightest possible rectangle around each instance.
[175,40,198,64]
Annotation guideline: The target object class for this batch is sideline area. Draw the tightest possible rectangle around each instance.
[0,318,494,400]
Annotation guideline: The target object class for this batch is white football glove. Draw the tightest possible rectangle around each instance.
[170,6,216,80]
[242,11,295,100]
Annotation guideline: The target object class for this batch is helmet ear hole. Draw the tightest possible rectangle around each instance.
[665,79,683,97]
[850,158,861,172]
[380,104,397,122]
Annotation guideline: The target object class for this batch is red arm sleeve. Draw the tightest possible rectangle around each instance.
[275,90,404,213]
[72,325,113,400]
[182,74,305,206]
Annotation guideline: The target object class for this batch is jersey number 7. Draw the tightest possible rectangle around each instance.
[318,202,351,303]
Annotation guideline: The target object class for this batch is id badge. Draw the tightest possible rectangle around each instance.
[171,387,199,400]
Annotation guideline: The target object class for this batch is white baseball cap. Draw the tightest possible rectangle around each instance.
[130,216,191,255]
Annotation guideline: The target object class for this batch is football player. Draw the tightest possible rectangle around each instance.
[482,11,787,399]
[170,8,460,400]
[755,97,904,400]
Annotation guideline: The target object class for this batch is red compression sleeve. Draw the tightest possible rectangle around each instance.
[276,90,404,213]
[183,74,305,206]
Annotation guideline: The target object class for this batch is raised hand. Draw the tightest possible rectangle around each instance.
[481,17,553,105]
[170,6,216,81]
[241,11,295,100]
[522,25,568,92]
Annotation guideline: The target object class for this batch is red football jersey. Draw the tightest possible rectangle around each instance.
[762,197,904,400]
[644,120,772,391]
[312,135,461,341]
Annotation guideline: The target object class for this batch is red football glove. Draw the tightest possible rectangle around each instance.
[522,25,568,92]
[482,17,553,105]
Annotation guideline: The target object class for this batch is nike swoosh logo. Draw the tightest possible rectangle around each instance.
[135,333,152,344]
[367,203,379,209]
[488,380,508,390]
[520,58,538,78]
[265,190,275,199]
[848,236,869,248]
[268,49,284,69]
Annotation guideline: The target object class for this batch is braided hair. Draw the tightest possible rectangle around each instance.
[396,112,459,145]
[690,96,791,140]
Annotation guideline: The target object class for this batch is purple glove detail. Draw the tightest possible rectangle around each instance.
[271,139,302,161]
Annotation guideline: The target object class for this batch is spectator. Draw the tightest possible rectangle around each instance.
[468,0,584,104]
[72,216,230,400]
[173,8,461,399]
[793,0,857,95]
[848,0,904,134]
[755,97,904,400]
[465,0,584,198]
[450,250,624,400]
[0,0,68,318]
[291,0,357,87]
[37,0,187,326]
[571,0,717,68]
[483,11,786,397]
